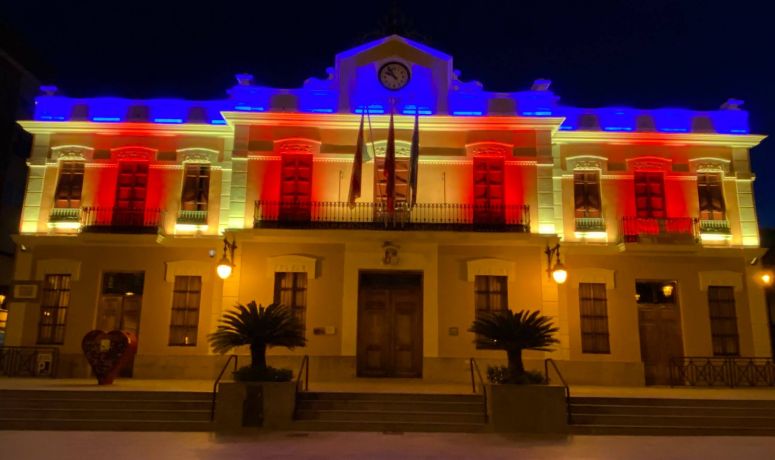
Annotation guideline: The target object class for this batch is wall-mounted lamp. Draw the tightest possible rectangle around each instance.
[545,243,568,284]
[661,283,674,297]
[759,271,773,287]
[216,236,237,280]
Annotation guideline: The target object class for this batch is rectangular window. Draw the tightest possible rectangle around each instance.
[574,171,602,218]
[634,172,666,218]
[474,275,508,349]
[579,283,611,354]
[698,173,726,221]
[708,286,739,356]
[274,272,308,330]
[169,276,202,346]
[181,164,210,211]
[54,162,84,208]
[38,274,71,344]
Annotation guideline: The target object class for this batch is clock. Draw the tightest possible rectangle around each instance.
[378,61,410,90]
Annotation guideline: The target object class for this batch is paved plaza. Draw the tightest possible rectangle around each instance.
[2,431,775,459]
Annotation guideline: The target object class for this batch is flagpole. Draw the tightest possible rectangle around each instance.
[384,97,397,215]
[409,105,420,208]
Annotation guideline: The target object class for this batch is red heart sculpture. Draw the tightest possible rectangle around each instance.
[81,330,138,385]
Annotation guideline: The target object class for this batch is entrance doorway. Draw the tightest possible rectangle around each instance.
[636,281,683,385]
[97,272,145,377]
[357,271,423,378]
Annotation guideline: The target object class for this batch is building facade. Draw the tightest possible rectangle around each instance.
[6,36,770,385]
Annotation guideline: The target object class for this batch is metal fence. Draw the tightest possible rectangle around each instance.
[621,217,699,243]
[670,357,775,387]
[81,207,162,233]
[254,200,531,233]
[0,346,59,377]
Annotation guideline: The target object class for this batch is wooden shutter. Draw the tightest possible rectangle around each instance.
[473,157,505,224]
[279,154,313,222]
[634,172,665,218]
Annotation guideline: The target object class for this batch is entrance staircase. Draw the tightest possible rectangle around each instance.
[292,391,487,432]
[569,396,775,436]
[0,389,213,431]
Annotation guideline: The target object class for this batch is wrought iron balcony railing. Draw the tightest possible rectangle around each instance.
[670,356,775,387]
[699,219,731,235]
[621,216,698,243]
[575,216,606,232]
[254,200,531,232]
[177,209,208,225]
[49,207,81,223]
[81,207,163,234]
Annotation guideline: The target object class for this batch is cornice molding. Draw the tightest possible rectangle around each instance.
[223,112,565,132]
[554,130,766,148]
[18,120,233,137]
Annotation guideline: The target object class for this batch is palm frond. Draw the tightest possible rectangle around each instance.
[468,309,559,352]
[207,301,307,355]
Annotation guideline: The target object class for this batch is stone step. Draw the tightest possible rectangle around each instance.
[571,403,775,417]
[0,390,212,401]
[571,424,775,436]
[290,419,488,433]
[0,408,212,422]
[296,399,483,413]
[0,418,213,431]
[298,392,482,403]
[569,397,775,409]
[295,409,486,424]
[572,413,775,428]
[0,399,211,411]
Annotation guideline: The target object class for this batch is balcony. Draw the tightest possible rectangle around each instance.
[254,201,530,233]
[48,208,82,230]
[49,208,81,223]
[621,216,698,244]
[699,219,731,235]
[575,217,606,232]
[81,207,163,234]
[177,209,208,225]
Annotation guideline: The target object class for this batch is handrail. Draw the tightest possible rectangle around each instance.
[544,358,571,424]
[210,354,239,421]
[469,358,488,422]
[296,354,310,393]
[293,355,310,419]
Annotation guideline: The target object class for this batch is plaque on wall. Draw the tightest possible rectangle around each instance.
[9,281,42,302]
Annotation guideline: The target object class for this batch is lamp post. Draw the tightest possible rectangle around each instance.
[545,243,568,284]
[216,236,237,280]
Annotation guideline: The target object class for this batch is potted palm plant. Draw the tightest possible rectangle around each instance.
[209,301,306,431]
[469,309,558,384]
[469,309,568,433]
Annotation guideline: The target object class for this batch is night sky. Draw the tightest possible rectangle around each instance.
[2,0,774,226]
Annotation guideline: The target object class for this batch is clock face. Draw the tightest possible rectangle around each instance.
[378,62,411,90]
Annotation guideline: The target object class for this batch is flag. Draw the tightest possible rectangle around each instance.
[384,109,396,213]
[347,111,365,207]
[409,108,420,207]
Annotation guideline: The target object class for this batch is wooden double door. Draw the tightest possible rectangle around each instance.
[357,272,423,378]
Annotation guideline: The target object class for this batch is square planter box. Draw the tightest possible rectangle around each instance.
[215,381,296,432]
[487,384,569,434]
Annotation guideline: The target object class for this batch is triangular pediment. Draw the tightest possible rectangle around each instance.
[336,35,452,66]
